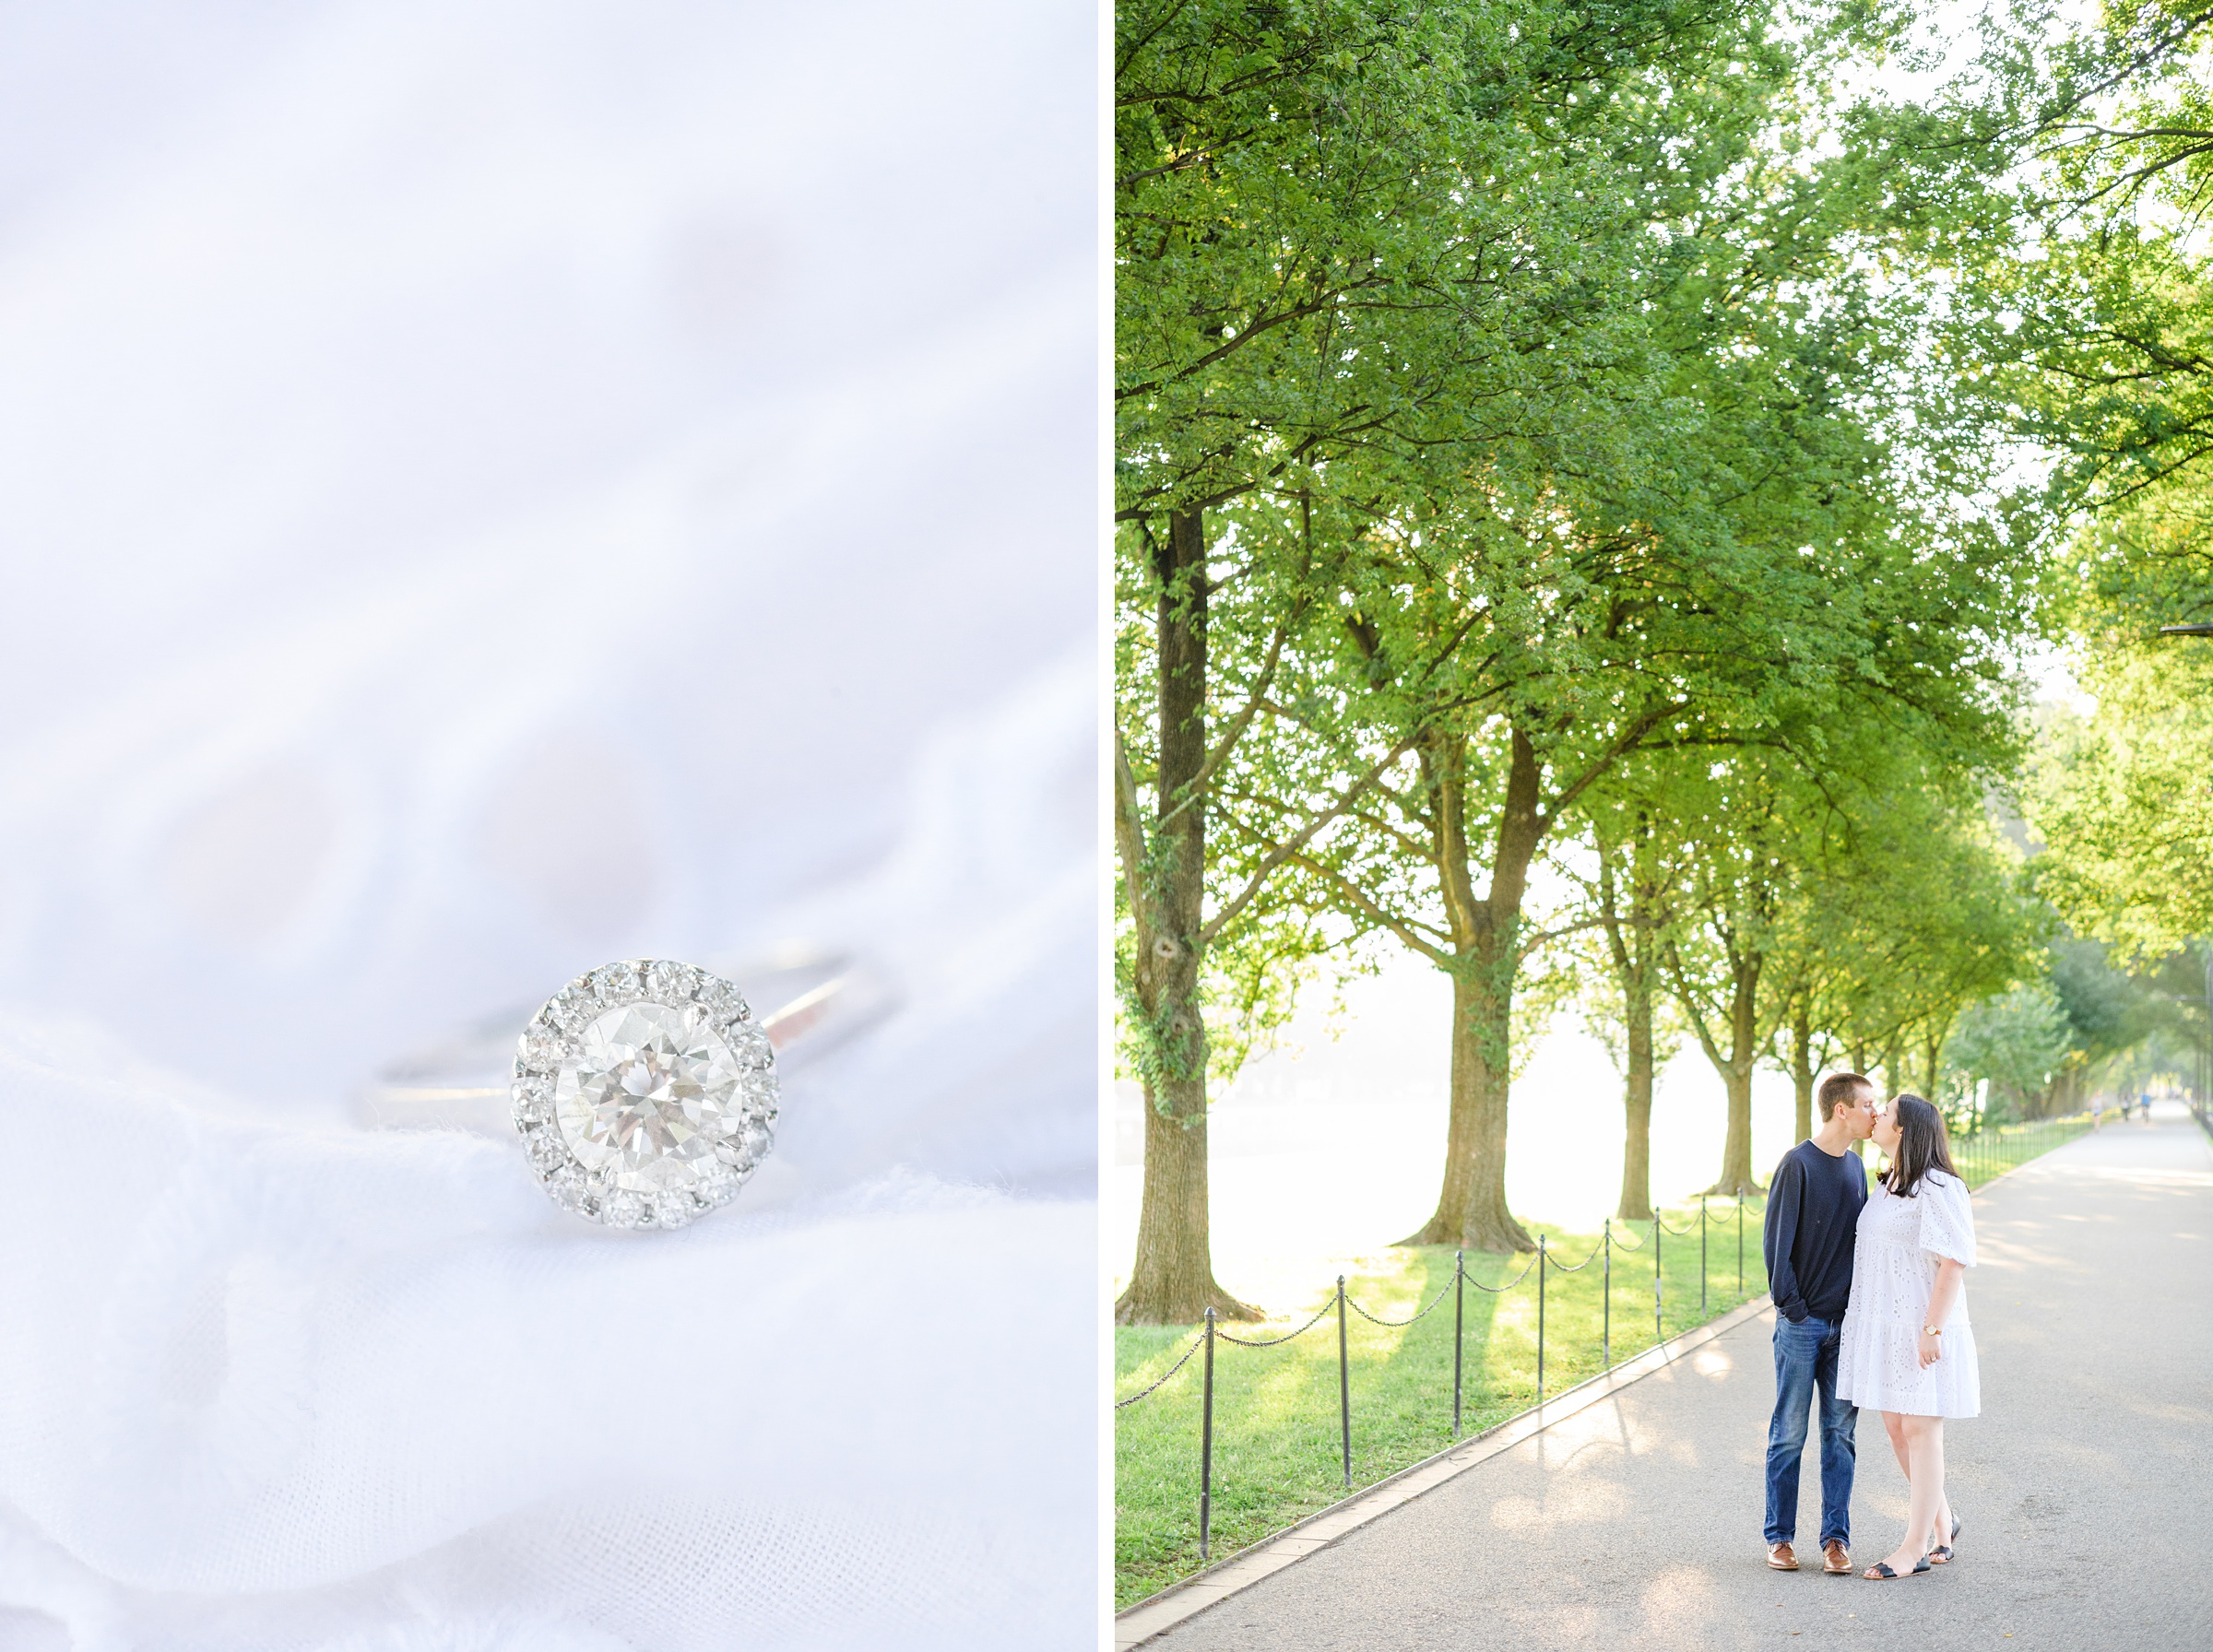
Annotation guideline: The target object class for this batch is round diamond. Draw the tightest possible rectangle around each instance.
[520,1023,562,1069]
[548,1166,589,1213]
[553,1000,749,1194]
[601,1189,645,1228]
[589,961,640,1001]
[517,960,780,1228]
[716,1117,775,1171]
[653,1190,695,1229]
[727,1024,773,1071]
[697,976,748,1021]
[513,1074,552,1126]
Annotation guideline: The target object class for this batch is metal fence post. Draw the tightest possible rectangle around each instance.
[1654,1213,1663,1347]
[1737,1197,1745,1295]
[1200,1308,1215,1561]
[1603,1219,1612,1369]
[1536,1235,1547,1403]
[1336,1275,1352,1491]
[1452,1248,1464,1439]
[1700,1196,1709,1316]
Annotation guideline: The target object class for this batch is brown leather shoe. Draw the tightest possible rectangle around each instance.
[1767,1542,1798,1570]
[1823,1540,1851,1574]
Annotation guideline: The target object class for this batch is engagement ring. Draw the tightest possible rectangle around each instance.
[361,952,886,1229]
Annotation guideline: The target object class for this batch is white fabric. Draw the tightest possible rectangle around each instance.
[1836,1171,1981,1419]
[0,4,1097,1647]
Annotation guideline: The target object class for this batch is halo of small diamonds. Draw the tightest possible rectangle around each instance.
[512,959,779,1228]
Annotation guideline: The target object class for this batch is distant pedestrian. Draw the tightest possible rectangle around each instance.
[1760,1070,1877,1575]
[1837,1094,1980,1580]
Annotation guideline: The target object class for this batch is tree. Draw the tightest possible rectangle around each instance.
[1115,506,1388,1322]
[1661,756,1805,1196]
[1117,0,1515,1321]
[1943,934,2190,1117]
[1842,2,2213,516]
[2045,934,2180,1106]
[1117,0,2045,1287]
[1571,766,1693,1219]
[1817,778,2041,1092]
[1114,0,1820,1298]
[1229,497,1714,1252]
[1650,704,2035,1191]
[1765,892,1850,1147]
[1947,981,2073,1120]
[2032,617,2213,953]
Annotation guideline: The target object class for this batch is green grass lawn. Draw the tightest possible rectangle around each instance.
[1951,1113,2097,1188]
[1115,1113,2098,1609]
[1114,1197,1769,1608]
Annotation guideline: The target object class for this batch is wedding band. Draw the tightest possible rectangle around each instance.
[361,950,890,1230]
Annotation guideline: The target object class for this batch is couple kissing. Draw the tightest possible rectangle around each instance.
[1761,1072,1979,1581]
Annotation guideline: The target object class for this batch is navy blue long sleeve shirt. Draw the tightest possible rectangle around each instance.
[1761,1139,1867,1323]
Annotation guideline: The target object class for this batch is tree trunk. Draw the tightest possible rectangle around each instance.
[1595,836,1656,1221]
[1789,1000,1816,1146]
[1401,726,1542,1254]
[2036,1066,2078,1120]
[1717,1061,1757,1195]
[1706,955,1762,1197]
[1616,967,1655,1221]
[1116,508,1257,1325]
[1123,1087,1246,1324]
[1400,963,1534,1252]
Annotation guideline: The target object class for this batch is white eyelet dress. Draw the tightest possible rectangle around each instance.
[1835,1167,1980,1418]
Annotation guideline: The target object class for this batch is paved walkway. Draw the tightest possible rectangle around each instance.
[1145,1107,2213,1651]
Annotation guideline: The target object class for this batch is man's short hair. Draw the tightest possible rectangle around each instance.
[1817,1071,1875,1122]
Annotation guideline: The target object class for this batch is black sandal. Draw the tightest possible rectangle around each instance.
[1862,1559,1932,1579]
[1929,1517,1960,1565]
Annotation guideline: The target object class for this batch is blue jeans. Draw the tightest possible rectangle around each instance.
[1765,1314,1856,1547]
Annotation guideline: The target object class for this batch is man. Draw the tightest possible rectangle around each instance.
[1761,1070,1877,1575]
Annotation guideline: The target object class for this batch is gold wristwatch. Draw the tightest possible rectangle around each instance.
[1923,1324,1941,1338]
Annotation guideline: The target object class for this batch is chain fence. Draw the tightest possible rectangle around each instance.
[1116,1108,2104,1581]
[1122,1194,1757,1564]
[1951,1109,2098,1186]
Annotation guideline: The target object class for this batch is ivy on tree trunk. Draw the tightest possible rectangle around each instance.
[1117,510,1258,1326]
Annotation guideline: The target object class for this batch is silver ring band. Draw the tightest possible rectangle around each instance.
[358,949,892,1135]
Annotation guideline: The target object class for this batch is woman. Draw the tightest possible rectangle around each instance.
[1835,1093,1979,1579]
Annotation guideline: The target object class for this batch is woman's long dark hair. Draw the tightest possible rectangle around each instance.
[1883,1093,1958,1198]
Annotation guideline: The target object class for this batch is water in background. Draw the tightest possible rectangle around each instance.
[1113,953,1806,1308]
